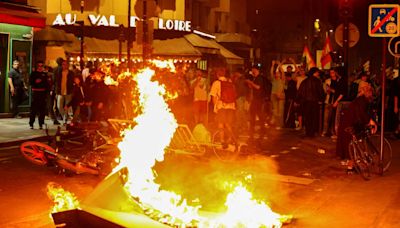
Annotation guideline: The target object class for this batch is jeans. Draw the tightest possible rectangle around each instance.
[271,94,285,127]
[57,94,72,122]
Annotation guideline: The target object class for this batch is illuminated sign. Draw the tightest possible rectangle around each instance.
[52,13,191,32]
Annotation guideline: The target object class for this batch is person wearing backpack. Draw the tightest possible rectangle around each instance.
[210,67,236,147]
[246,65,266,142]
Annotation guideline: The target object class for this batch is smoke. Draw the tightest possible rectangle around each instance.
[154,153,288,213]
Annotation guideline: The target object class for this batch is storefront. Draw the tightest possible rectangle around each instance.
[0,2,45,114]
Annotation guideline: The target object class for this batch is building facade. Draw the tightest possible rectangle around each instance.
[185,0,252,63]
[0,1,45,114]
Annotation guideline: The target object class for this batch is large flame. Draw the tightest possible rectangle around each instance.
[116,68,201,225]
[114,63,291,227]
[47,182,80,213]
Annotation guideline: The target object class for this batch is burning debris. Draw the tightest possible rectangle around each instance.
[47,182,80,213]
[47,61,292,227]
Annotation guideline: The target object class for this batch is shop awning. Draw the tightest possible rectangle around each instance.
[34,27,75,42]
[212,41,244,65]
[184,33,220,55]
[63,36,201,59]
[0,2,45,28]
[184,33,244,65]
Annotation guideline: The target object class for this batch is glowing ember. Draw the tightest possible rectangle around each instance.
[150,59,176,72]
[47,182,80,213]
[112,62,291,227]
[104,75,119,86]
[214,184,292,227]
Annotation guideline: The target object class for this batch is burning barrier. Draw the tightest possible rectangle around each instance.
[48,61,292,227]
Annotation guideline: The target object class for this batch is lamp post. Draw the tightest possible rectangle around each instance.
[118,25,125,62]
[78,0,85,70]
[127,0,132,70]
[142,0,149,61]
[339,0,352,87]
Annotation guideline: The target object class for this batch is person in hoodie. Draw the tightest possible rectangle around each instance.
[65,75,85,124]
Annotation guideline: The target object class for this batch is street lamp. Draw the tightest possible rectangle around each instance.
[118,25,125,62]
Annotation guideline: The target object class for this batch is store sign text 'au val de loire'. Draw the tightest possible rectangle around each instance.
[52,13,192,32]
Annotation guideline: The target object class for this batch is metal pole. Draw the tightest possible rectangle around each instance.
[80,1,84,70]
[343,17,349,85]
[80,22,84,70]
[127,0,131,70]
[142,0,148,61]
[380,37,386,175]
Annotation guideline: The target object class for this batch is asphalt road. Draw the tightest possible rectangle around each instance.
[0,130,399,227]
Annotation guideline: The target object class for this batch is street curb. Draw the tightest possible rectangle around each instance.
[0,135,49,148]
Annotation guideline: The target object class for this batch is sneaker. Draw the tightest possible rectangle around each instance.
[30,125,34,129]
[54,120,60,125]
[39,125,43,130]
[295,126,302,131]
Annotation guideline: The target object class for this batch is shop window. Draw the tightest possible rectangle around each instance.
[11,39,31,107]
[0,33,9,112]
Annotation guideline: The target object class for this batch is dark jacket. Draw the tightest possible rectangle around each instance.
[66,84,85,108]
[8,68,24,88]
[329,77,347,103]
[297,76,324,103]
[53,66,74,95]
[285,79,297,100]
[29,71,49,91]
[341,95,372,132]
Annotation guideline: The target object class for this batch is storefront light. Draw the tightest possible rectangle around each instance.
[77,56,81,62]
[70,57,74,61]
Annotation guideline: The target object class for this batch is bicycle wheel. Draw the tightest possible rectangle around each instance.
[211,130,239,162]
[349,142,371,180]
[366,135,392,173]
[20,141,55,166]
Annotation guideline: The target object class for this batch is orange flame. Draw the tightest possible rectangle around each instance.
[104,75,119,86]
[113,61,291,227]
[214,184,292,227]
[150,59,176,72]
[47,182,80,213]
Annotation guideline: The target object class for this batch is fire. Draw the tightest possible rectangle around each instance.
[44,61,291,227]
[104,75,119,86]
[113,62,291,227]
[47,182,80,213]
[150,59,176,72]
[215,184,292,227]
[115,67,202,225]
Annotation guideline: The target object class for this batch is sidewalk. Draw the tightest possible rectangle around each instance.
[0,117,61,147]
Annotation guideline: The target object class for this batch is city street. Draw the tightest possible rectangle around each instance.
[0,126,399,227]
[1,0,400,227]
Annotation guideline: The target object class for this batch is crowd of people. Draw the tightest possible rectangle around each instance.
[7,56,399,163]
